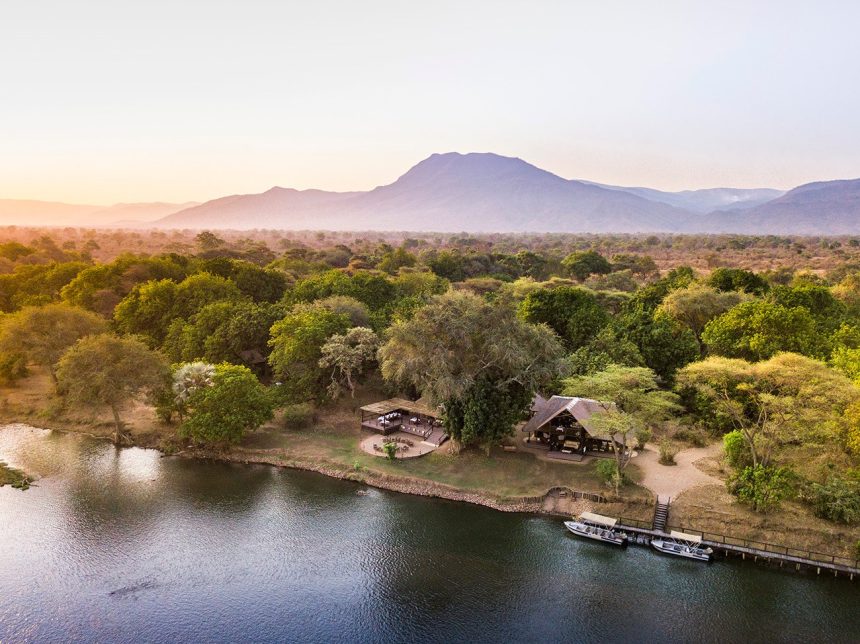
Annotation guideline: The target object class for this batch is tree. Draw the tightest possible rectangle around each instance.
[561,251,612,281]
[55,335,169,444]
[162,300,283,368]
[377,247,417,274]
[114,273,243,346]
[658,284,747,341]
[617,309,699,382]
[379,291,565,447]
[701,300,821,360]
[518,286,609,350]
[0,304,106,381]
[0,262,89,312]
[172,361,216,419]
[567,326,645,376]
[563,365,681,490]
[678,353,860,468]
[707,267,769,295]
[728,464,795,513]
[319,327,380,398]
[180,363,274,445]
[268,305,351,402]
[287,269,397,311]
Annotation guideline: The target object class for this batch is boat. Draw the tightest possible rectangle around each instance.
[651,530,714,562]
[563,512,628,546]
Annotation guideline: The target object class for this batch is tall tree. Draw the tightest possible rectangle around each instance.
[518,286,609,350]
[0,304,106,382]
[677,353,860,468]
[268,305,351,402]
[55,335,169,444]
[180,363,274,445]
[561,250,612,281]
[319,327,380,399]
[379,291,565,447]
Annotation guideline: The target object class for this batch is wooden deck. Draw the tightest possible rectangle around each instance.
[612,501,860,580]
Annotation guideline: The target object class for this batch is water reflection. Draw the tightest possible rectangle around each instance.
[1,424,859,644]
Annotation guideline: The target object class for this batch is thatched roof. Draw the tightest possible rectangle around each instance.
[360,397,441,418]
[522,395,623,442]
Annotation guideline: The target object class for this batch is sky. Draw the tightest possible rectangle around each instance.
[2,0,860,204]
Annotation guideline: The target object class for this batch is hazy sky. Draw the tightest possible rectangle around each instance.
[2,0,860,204]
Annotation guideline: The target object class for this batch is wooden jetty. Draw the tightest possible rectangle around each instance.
[617,514,860,580]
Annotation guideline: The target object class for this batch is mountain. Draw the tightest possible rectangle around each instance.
[586,183,784,214]
[156,153,691,232]
[0,200,199,227]
[701,179,860,234]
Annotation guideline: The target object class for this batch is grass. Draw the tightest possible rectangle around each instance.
[0,461,32,490]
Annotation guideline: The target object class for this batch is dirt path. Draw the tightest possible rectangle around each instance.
[635,442,723,502]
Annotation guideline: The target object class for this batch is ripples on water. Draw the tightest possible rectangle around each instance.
[0,424,858,643]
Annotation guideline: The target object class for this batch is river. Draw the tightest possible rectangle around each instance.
[0,424,858,643]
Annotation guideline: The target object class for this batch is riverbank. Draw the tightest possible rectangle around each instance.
[2,368,858,558]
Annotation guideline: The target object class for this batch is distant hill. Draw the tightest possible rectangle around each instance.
[586,183,784,214]
[699,179,860,234]
[9,154,860,234]
[0,200,199,227]
[156,153,690,233]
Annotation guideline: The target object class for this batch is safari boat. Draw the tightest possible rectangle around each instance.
[563,512,628,547]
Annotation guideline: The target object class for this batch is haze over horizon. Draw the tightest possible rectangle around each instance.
[3,1,860,205]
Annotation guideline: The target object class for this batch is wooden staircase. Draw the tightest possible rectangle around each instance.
[652,496,670,532]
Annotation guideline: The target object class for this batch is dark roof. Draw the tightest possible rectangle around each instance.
[360,398,440,418]
[522,395,622,442]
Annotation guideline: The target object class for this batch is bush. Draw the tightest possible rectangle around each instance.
[723,430,751,468]
[0,352,27,385]
[595,459,626,489]
[673,425,709,447]
[804,478,860,525]
[635,428,652,450]
[281,403,315,429]
[728,465,795,513]
[658,439,678,465]
[382,441,397,461]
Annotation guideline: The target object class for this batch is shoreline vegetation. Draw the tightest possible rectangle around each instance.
[0,459,31,490]
[1,229,859,563]
[2,368,858,561]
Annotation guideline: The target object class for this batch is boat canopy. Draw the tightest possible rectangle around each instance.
[579,512,617,528]
[669,530,702,544]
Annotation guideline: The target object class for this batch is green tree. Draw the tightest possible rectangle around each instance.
[114,272,243,346]
[678,353,860,468]
[564,365,681,489]
[55,335,169,444]
[728,464,794,513]
[617,309,699,382]
[561,250,612,281]
[707,267,769,295]
[268,305,351,402]
[0,304,106,381]
[567,326,645,376]
[701,300,821,360]
[287,269,396,311]
[518,286,609,350]
[379,291,565,447]
[180,363,274,445]
[319,327,380,398]
[658,284,747,341]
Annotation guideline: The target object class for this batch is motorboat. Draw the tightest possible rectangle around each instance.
[651,530,713,562]
[563,512,628,547]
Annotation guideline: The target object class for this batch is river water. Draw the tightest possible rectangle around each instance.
[0,424,858,643]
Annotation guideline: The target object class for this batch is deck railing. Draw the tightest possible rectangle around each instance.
[616,516,860,570]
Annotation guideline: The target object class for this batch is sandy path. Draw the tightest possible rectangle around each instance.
[635,441,723,502]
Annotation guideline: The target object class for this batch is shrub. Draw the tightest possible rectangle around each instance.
[658,439,678,465]
[635,428,652,450]
[0,352,27,385]
[723,430,752,469]
[281,403,315,429]
[595,459,626,489]
[382,441,397,461]
[728,465,795,513]
[673,425,709,447]
[804,478,860,525]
